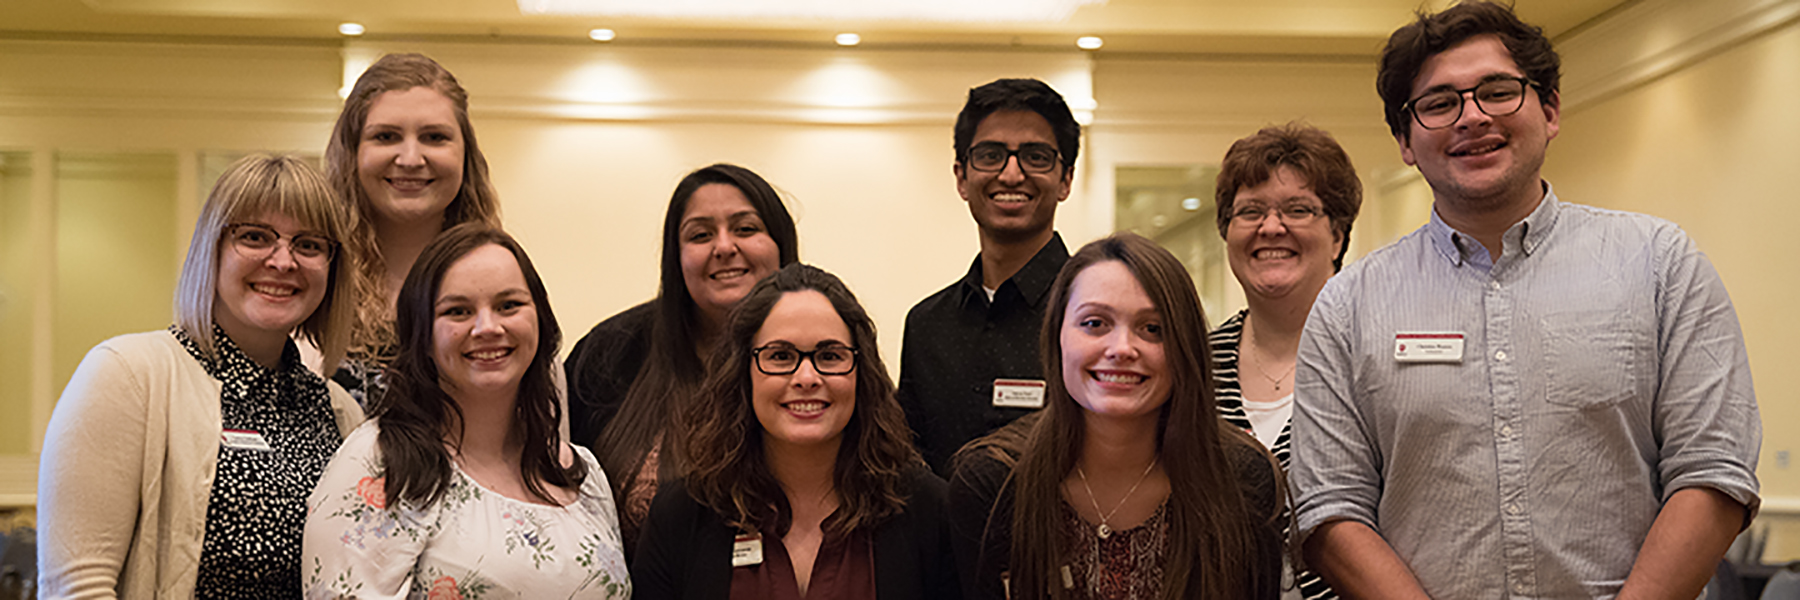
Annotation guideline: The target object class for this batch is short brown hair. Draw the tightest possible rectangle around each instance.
[1214,123,1363,270]
[1377,1,1561,138]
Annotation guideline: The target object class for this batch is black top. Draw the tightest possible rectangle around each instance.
[946,414,1284,600]
[179,325,343,600]
[896,233,1069,474]
[565,301,658,449]
[632,468,963,600]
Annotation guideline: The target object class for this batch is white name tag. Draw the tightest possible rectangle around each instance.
[220,429,274,452]
[731,533,764,567]
[1394,332,1465,363]
[992,379,1046,408]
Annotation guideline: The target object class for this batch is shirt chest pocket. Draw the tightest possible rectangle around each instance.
[1541,310,1648,410]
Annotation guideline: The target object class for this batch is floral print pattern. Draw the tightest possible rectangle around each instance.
[303,421,632,599]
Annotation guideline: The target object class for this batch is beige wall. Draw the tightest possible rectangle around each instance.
[1545,0,1800,558]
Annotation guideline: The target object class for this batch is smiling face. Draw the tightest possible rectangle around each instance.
[1399,34,1559,218]
[1226,166,1342,303]
[679,183,782,324]
[955,110,1071,245]
[357,86,466,230]
[213,211,332,356]
[432,244,538,402]
[751,290,857,453]
[1060,261,1170,423]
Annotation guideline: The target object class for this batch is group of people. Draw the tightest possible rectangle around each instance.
[34,1,1760,599]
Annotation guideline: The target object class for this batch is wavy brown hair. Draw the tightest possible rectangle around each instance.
[1214,122,1364,270]
[676,263,919,537]
[325,53,502,366]
[371,223,582,508]
[593,164,799,502]
[1007,232,1282,600]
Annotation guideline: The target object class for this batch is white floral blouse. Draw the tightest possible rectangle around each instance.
[303,421,632,599]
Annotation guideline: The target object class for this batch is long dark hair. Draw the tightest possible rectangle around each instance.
[593,163,799,500]
[677,263,919,537]
[1008,232,1280,599]
[370,223,582,507]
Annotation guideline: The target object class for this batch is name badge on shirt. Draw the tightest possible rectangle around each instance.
[220,429,274,452]
[732,532,764,567]
[1394,332,1465,363]
[992,379,1046,409]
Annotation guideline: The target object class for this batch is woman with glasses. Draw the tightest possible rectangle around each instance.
[633,263,959,600]
[566,163,799,552]
[948,233,1284,600]
[303,223,630,598]
[1208,123,1363,600]
[324,53,502,404]
[38,155,363,599]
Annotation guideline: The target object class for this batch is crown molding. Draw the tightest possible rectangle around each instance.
[1557,0,1800,112]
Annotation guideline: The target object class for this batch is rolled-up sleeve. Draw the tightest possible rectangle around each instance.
[1650,230,1760,520]
[1290,278,1385,544]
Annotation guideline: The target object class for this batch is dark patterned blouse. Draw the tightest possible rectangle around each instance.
[176,325,343,600]
[1058,501,1168,600]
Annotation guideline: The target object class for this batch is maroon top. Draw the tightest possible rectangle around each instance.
[1058,500,1169,600]
[730,528,876,600]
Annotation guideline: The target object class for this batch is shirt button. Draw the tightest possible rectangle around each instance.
[1495,350,1507,361]
[1491,281,1502,291]
[1507,503,1521,515]
[1500,424,1513,437]
[1514,583,1527,594]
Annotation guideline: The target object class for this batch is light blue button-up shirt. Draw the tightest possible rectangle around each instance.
[1291,186,1760,599]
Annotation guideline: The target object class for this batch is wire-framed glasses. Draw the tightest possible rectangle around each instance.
[223,223,337,268]
[1228,204,1325,228]
[750,344,858,376]
[1404,76,1536,130]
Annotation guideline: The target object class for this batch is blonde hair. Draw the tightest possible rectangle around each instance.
[174,154,354,370]
[324,53,501,364]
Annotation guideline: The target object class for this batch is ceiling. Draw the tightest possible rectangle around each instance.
[3,0,1633,55]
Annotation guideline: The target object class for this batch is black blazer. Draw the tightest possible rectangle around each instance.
[632,468,962,600]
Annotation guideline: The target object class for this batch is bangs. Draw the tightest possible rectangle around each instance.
[220,162,342,238]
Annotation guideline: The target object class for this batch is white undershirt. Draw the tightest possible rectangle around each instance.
[983,286,997,302]
[1242,392,1294,450]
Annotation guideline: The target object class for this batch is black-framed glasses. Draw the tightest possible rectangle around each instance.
[966,142,1061,174]
[1229,204,1326,228]
[223,223,338,267]
[751,344,858,376]
[1403,76,1537,130]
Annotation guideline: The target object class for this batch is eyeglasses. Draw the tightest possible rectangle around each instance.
[750,344,858,376]
[966,142,1061,174]
[1229,204,1325,228]
[1403,76,1537,130]
[223,223,337,268]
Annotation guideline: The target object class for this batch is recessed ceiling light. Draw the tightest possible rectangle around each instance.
[588,28,616,42]
[836,33,861,46]
[1076,36,1103,50]
[338,23,365,37]
[1182,197,1201,211]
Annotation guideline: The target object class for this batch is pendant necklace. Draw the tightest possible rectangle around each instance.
[1075,458,1158,539]
[1246,319,1297,393]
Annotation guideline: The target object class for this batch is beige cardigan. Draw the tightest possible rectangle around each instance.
[36,330,364,599]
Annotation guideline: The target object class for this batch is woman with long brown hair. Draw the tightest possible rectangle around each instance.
[948,233,1284,600]
[303,224,628,598]
[324,53,502,402]
[633,263,957,599]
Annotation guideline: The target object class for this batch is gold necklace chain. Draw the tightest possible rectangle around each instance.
[1245,317,1297,392]
[1074,458,1158,539]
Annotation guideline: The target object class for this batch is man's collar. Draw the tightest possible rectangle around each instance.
[1426,183,1560,266]
[960,231,1069,306]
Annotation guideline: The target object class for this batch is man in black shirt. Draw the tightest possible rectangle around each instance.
[897,78,1080,473]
